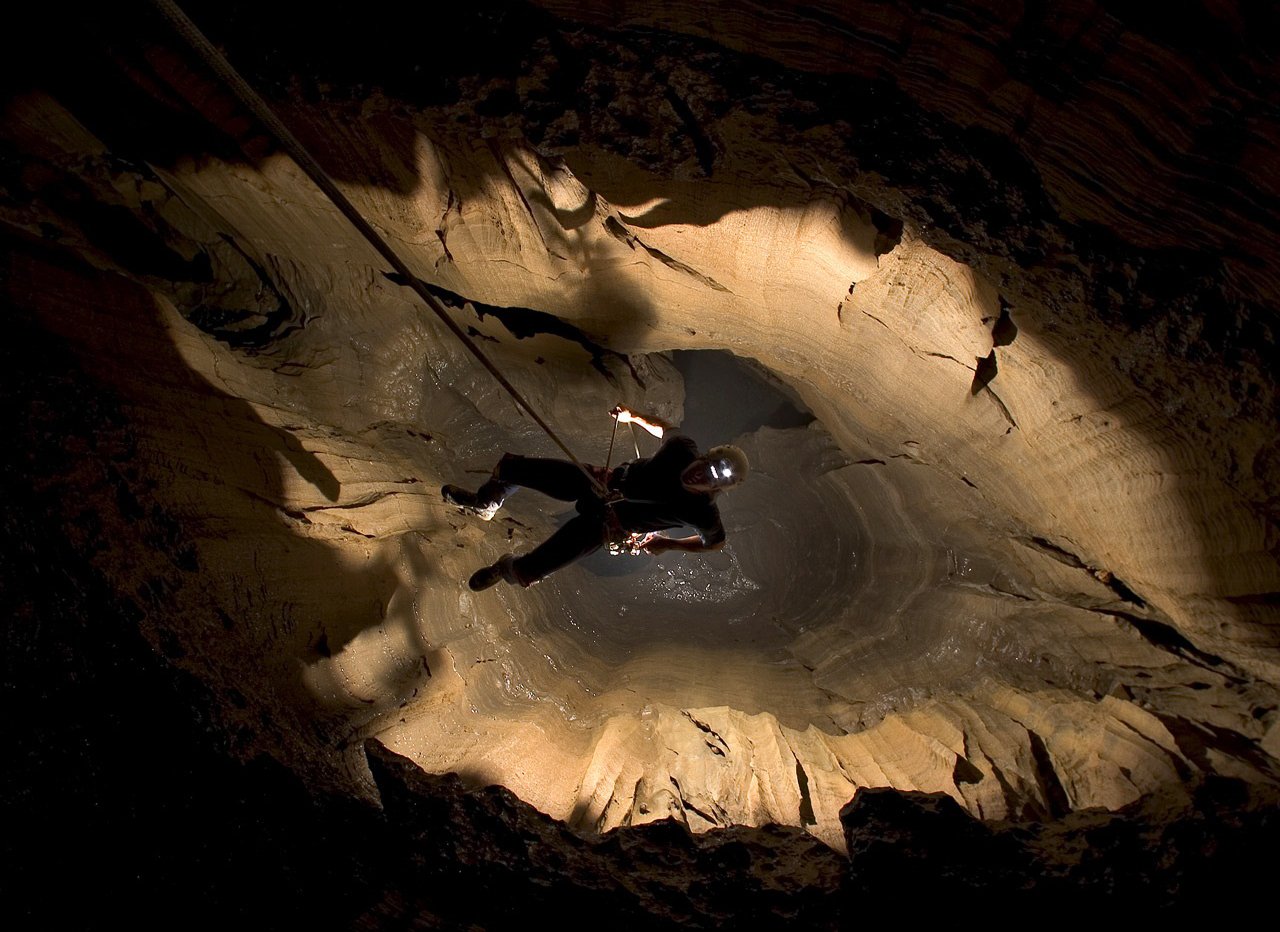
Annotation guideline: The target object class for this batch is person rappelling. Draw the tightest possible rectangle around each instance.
[443,405,749,591]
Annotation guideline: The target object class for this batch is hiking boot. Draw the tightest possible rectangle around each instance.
[442,484,501,521]
[469,554,516,591]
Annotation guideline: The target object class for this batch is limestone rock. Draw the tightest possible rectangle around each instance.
[3,0,1279,919]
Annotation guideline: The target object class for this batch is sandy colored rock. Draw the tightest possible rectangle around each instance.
[3,1,1278,918]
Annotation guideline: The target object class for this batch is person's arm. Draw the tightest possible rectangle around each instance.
[610,405,669,438]
[640,515,726,554]
[642,533,724,554]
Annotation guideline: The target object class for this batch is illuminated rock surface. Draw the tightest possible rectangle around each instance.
[4,0,1279,923]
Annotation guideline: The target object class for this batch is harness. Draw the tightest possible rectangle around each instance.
[597,463,644,555]
[598,417,634,554]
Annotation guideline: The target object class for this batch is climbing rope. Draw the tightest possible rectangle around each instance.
[146,0,607,497]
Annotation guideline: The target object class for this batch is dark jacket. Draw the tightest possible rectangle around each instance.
[607,435,725,544]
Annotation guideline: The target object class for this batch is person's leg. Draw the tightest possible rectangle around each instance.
[490,453,595,502]
[470,513,607,589]
[445,453,596,520]
[510,513,607,584]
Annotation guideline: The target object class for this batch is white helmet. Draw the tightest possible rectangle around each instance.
[702,444,749,488]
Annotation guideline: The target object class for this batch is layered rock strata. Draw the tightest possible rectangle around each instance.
[4,0,1279,914]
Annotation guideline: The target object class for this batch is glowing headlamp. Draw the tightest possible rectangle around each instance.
[710,462,733,481]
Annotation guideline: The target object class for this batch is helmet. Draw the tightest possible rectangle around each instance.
[701,444,749,488]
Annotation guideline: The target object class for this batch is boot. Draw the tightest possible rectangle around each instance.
[469,554,518,591]
[442,478,509,521]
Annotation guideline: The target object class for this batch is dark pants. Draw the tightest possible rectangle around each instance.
[484,454,610,586]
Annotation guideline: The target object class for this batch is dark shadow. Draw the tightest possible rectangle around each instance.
[276,430,342,503]
[2,228,400,668]
[519,159,599,233]
[616,198,731,229]
[970,351,998,395]
[385,272,639,385]
[991,303,1019,347]
[670,349,814,448]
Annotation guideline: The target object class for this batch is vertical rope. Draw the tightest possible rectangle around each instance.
[604,416,619,473]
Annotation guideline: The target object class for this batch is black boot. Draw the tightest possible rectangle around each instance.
[469,554,517,591]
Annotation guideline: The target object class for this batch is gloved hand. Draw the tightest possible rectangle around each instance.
[609,405,666,438]
[638,533,670,555]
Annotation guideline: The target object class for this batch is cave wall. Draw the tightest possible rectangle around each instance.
[4,0,1280,919]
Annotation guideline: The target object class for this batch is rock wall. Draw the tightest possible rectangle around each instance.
[3,0,1279,918]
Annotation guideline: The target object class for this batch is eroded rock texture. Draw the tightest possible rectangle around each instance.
[4,0,1279,922]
